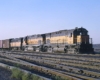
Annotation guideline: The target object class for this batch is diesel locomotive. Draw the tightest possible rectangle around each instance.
[0,27,94,54]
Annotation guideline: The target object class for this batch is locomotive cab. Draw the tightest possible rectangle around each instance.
[73,27,94,53]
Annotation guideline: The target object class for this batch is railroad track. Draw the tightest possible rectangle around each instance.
[0,52,100,80]
[8,50,100,57]
[16,56,100,79]
[0,57,81,80]
[0,59,96,80]
[2,52,100,71]
[6,51,100,64]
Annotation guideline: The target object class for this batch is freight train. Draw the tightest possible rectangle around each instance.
[0,27,94,54]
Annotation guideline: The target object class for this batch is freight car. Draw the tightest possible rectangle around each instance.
[22,27,94,54]
[0,40,2,50]
[2,39,10,50]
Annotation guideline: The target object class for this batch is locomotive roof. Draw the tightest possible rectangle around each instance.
[42,29,75,35]
[43,27,87,35]
[26,27,88,37]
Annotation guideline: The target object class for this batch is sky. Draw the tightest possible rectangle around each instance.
[0,0,100,44]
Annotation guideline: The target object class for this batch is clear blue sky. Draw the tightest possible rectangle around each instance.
[0,0,100,44]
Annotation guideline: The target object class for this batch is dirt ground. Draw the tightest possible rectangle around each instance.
[0,67,16,80]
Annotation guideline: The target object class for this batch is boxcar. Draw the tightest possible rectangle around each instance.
[0,40,2,49]
[2,39,10,50]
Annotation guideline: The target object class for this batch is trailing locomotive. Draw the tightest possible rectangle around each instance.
[0,27,94,54]
[10,37,23,50]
